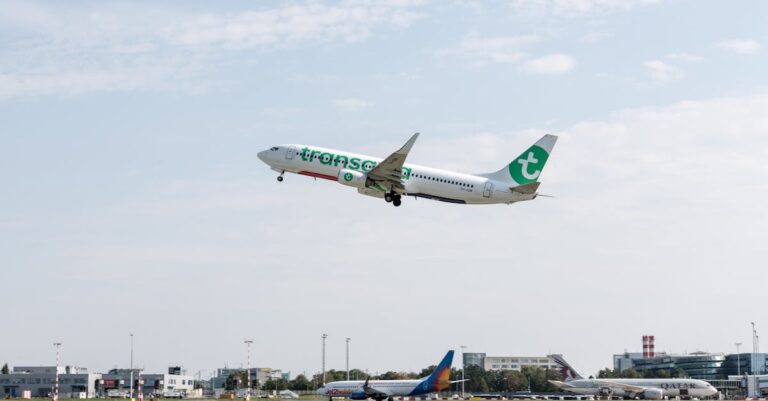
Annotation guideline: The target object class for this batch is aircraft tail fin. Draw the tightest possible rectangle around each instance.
[480,134,557,186]
[549,354,583,382]
[420,351,454,392]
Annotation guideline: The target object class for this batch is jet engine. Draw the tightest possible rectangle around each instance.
[641,388,664,400]
[598,387,614,397]
[338,169,370,188]
[349,390,368,400]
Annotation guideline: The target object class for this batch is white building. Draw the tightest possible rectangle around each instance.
[100,367,194,398]
[483,356,559,371]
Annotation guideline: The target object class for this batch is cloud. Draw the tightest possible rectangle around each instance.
[0,1,426,99]
[715,39,761,55]
[643,59,682,83]
[164,2,424,49]
[667,53,704,62]
[524,54,576,74]
[510,0,660,18]
[333,97,373,111]
[437,33,542,66]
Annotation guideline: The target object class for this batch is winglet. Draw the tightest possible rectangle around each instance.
[399,132,419,154]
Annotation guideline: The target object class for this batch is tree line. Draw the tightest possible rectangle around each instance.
[597,367,688,379]
[225,365,562,393]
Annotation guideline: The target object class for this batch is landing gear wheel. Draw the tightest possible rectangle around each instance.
[384,193,393,203]
[277,176,284,182]
[393,197,402,207]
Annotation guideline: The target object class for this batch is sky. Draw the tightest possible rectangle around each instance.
[1,0,767,380]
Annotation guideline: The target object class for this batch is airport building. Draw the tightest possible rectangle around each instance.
[0,366,101,398]
[613,335,768,381]
[211,367,285,389]
[462,353,558,371]
[100,367,194,398]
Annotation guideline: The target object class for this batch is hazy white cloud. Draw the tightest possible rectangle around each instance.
[667,52,704,62]
[165,2,424,49]
[524,54,575,74]
[0,1,426,98]
[716,39,761,55]
[644,59,682,83]
[333,97,373,111]
[438,33,542,66]
[510,0,660,18]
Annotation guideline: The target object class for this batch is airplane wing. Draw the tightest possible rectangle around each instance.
[363,378,392,398]
[367,133,419,192]
[593,380,646,393]
[548,380,576,389]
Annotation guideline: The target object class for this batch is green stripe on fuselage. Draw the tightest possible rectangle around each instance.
[300,147,412,179]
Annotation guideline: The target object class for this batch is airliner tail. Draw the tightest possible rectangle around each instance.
[549,354,584,382]
[480,134,558,186]
[420,351,454,392]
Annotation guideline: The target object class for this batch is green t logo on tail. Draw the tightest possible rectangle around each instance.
[509,145,549,184]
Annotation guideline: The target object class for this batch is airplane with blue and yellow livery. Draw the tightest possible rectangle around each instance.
[257,133,557,207]
[317,351,459,401]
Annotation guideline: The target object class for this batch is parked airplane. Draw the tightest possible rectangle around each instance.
[257,133,557,207]
[547,355,718,399]
[317,350,459,401]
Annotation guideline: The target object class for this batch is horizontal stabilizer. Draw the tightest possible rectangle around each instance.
[511,181,540,194]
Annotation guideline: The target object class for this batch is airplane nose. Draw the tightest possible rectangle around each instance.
[257,150,267,162]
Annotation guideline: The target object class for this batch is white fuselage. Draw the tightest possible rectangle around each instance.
[555,378,718,398]
[257,144,536,205]
[318,380,422,398]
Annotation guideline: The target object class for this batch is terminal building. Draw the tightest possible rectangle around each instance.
[0,366,100,398]
[463,353,558,371]
[211,367,286,390]
[613,351,768,380]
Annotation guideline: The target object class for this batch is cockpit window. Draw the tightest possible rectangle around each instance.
[270,147,279,151]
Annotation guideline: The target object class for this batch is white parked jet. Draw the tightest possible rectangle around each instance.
[547,355,719,400]
[257,133,557,207]
[317,351,457,401]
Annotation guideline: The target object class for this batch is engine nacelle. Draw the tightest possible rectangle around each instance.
[338,169,370,188]
[598,387,614,397]
[349,391,367,400]
[641,388,664,400]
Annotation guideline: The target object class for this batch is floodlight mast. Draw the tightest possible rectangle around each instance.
[245,340,254,401]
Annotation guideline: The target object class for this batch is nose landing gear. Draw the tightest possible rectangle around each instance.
[277,171,284,182]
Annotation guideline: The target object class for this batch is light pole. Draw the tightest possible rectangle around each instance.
[245,340,253,401]
[130,334,134,401]
[346,338,351,381]
[321,334,328,385]
[736,342,742,376]
[460,346,467,399]
[53,342,62,401]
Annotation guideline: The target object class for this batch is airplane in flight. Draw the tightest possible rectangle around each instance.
[257,133,557,207]
[317,350,459,401]
[547,355,719,399]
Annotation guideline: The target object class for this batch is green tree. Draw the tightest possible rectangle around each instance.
[500,370,528,392]
[225,371,249,391]
[263,379,289,391]
[477,377,490,393]
[1,363,8,375]
[289,374,312,391]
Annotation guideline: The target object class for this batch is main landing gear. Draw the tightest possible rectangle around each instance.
[277,171,284,182]
[384,191,402,207]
